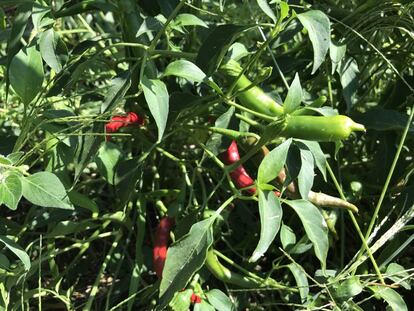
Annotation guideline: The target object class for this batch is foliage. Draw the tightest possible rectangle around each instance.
[0,0,413,310]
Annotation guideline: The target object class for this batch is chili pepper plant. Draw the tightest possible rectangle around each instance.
[0,0,413,310]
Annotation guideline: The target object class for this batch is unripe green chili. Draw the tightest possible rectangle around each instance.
[205,250,260,288]
[220,60,284,117]
[281,115,365,142]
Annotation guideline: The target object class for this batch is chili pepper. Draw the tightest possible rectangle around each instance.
[281,115,365,142]
[222,140,256,195]
[220,60,284,117]
[205,249,283,289]
[153,216,175,279]
[105,112,144,141]
[190,293,202,304]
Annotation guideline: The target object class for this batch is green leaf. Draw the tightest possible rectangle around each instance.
[334,276,363,300]
[297,10,330,74]
[196,24,250,76]
[250,190,282,262]
[158,218,214,309]
[0,235,30,270]
[169,289,193,311]
[194,300,215,311]
[257,0,276,23]
[385,263,411,290]
[73,133,103,184]
[370,286,407,311]
[354,107,414,134]
[39,28,68,73]
[96,142,123,185]
[280,222,296,249]
[337,56,359,112]
[284,73,303,114]
[0,253,10,270]
[285,200,328,271]
[206,106,235,156]
[329,41,346,74]
[164,59,206,83]
[141,76,169,142]
[9,43,44,104]
[100,71,132,113]
[297,140,326,181]
[6,1,33,74]
[22,172,73,209]
[172,13,208,28]
[205,289,234,311]
[0,174,22,210]
[287,263,309,303]
[258,138,292,185]
[297,147,314,199]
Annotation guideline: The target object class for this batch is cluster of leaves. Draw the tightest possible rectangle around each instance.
[0,0,413,310]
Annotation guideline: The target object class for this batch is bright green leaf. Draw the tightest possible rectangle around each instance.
[0,235,30,270]
[22,172,73,209]
[250,190,282,262]
[297,10,330,74]
[284,73,302,114]
[205,289,234,311]
[164,59,206,83]
[9,43,44,104]
[39,28,68,73]
[0,174,22,210]
[258,138,292,184]
[141,76,169,142]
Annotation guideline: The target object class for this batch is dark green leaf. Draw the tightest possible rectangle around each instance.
[206,106,235,156]
[297,147,314,199]
[101,71,132,113]
[337,56,359,112]
[96,142,123,185]
[196,24,250,76]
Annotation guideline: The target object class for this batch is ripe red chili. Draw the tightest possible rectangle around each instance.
[153,217,175,279]
[222,140,256,195]
[190,293,202,304]
[105,112,144,141]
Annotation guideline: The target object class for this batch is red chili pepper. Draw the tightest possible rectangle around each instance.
[190,293,202,304]
[153,217,175,279]
[222,140,256,195]
[105,112,144,141]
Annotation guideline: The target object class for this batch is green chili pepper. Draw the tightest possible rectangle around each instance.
[205,250,259,288]
[220,60,284,117]
[281,115,365,142]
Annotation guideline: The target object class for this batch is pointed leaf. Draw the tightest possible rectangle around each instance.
[284,73,302,113]
[297,10,330,74]
[257,0,276,23]
[297,147,314,199]
[101,71,132,113]
[370,286,407,311]
[258,138,292,185]
[285,200,328,271]
[141,76,169,142]
[164,59,206,83]
[287,263,309,303]
[205,289,234,311]
[158,218,214,309]
[250,190,282,262]
[39,28,68,73]
[0,235,30,270]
